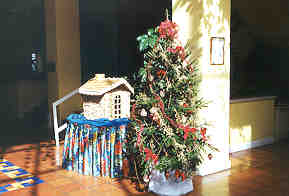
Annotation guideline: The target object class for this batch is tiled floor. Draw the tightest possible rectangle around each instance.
[0,134,289,196]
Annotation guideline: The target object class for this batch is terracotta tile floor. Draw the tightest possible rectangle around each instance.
[0,137,289,196]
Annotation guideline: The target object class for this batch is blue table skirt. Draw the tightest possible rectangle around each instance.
[62,114,129,178]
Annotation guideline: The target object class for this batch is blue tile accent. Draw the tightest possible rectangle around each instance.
[0,160,44,194]
[0,161,14,167]
[0,185,10,194]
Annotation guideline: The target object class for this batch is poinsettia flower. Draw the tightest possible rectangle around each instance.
[144,148,152,161]
[144,148,158,165]
[158,20,178,39]
[180,125,197,140]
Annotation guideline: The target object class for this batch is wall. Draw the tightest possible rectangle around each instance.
[16,80,47,119]
[0,82,18,121]
[232,0,289,46]
[231,0,289,100]
[275,104,289,142]
[79,0,171,81]
[173,0,231,176]
[229,97,276,152]
[45,0,81,122]
[0,0,45,80]
[0,80,47,123]
[79,0,119,80]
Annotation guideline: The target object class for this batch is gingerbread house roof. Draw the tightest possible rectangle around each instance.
[79,74,134,96]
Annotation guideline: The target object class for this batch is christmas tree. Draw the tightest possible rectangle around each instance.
[125,15,217,186]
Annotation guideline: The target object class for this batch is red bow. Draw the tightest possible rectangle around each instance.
[144,148,158,165]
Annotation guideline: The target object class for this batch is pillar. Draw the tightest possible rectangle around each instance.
[45,0,81,123]
[172,0,231,175]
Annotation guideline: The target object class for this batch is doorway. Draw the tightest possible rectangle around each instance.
[79,0,171,82]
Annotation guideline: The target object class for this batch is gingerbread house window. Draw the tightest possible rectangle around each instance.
[113,95,121,119]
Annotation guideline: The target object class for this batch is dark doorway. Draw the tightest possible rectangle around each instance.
[79,0,171,82]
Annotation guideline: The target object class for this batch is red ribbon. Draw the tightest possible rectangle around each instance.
[131,103,145,151]
[137,124,144,146]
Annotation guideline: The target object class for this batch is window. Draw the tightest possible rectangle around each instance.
[113,95,121,119]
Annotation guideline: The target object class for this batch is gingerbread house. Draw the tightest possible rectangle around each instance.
[79,74,134,120]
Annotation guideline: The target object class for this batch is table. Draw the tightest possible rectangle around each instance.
[62,114,129,178]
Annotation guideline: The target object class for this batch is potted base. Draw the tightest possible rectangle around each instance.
[149,169,193,196]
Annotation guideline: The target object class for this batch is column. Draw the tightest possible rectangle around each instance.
[172,0,231,176]
[45,0,81,122]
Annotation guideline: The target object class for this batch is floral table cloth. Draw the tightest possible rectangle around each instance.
[62,114,129,178]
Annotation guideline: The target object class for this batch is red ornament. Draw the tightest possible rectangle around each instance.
[201,128,207,136]
[180,172,186,181]
[165,172,170,179]
[157,70,167,78]
[201,128,207,141]
[208,153,213,160]
[175,170,180,179]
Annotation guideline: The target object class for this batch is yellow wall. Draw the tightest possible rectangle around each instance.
[229,97,275,149]
[173,0,231,176]
[45,0,81,122]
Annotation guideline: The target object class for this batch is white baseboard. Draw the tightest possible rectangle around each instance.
[197,159,231,176]
[229,137,274,153]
